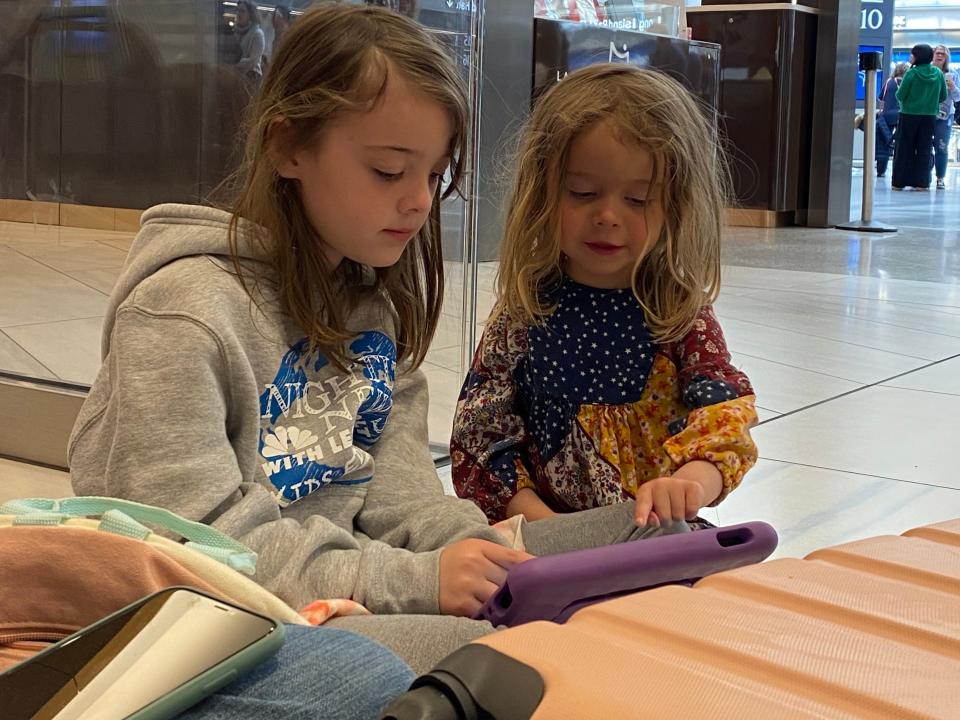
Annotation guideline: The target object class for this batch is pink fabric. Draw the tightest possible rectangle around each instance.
[0,526,226,671]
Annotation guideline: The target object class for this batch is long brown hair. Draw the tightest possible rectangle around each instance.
[496,64,731,343]
[227,4,468,369]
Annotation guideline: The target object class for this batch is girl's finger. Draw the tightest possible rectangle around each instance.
[635,488,654,526]
[685,485,702,519]
[474,579,503,606]
[652,484,673,525]
[670,486,688,522]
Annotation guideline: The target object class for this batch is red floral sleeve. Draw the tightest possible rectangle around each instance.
[450,311,534,523]
[666,305,753,396]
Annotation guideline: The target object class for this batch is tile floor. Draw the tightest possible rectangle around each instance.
[2,172,960,559]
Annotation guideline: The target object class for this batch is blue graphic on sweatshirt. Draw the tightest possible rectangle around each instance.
[352,332,396,446]
[257,331,396,506]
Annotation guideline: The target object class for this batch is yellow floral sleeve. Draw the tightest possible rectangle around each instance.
[661,395,758,505]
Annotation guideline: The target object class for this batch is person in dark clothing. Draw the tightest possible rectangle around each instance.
[892,44,947,190]
[271,3,292,57]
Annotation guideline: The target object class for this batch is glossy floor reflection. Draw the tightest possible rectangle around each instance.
[722,166,960,283]
[3,185,960,557]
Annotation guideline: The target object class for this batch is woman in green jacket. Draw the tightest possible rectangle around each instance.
[892,43,947,190]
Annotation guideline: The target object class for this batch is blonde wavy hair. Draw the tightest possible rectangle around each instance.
[227,4,468,369]
[496,63,731,343]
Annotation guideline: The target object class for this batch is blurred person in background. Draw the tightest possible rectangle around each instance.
[931,45,960,189]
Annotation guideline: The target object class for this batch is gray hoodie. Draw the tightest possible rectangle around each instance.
[69,204,506,612]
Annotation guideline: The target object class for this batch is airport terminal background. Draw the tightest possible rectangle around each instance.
[1,0,959,561]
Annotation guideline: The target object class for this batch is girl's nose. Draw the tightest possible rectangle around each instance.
[593,203,620,228]
[400,179,434,215]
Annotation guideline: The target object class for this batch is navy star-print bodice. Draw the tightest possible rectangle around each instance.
[517,278,656,462]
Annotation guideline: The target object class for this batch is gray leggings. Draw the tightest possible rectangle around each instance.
[328,502,688,673]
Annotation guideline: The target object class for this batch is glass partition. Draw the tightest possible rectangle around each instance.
[532,17,720,116]
[0,0,491,458]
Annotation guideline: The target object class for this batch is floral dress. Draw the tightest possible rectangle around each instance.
[451,278,758,523]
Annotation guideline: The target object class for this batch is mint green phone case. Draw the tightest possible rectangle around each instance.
[128,587,286,720]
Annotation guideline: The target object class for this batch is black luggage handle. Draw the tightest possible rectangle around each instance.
[380,644,544,720]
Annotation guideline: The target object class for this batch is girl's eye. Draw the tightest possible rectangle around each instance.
[429,172,444,185]
[568,190,596,199]
[626,197,648,207]
[374,169,402,181]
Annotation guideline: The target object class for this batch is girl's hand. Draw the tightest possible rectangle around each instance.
[634,476,705,527]
[634,460,724,526]
[438,539,533,616]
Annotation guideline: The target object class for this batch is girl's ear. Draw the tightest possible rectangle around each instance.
[266,117,301,179]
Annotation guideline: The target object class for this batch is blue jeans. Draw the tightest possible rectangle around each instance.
[179,625,415,720]
[934,115,954,179]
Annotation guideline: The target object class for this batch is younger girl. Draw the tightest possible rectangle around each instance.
[452,64,758,527]
[69,7,679,673]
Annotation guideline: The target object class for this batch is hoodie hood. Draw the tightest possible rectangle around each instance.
[912,63,943,83]
[102,203,268,358]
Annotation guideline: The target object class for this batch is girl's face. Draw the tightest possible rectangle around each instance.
[558,120,664,289]
[276,71,452,269]
[237,4,250,26]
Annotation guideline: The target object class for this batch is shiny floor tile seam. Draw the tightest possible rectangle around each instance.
[718,291,960,339]
[721,280,836,294]
[422,359,463,375]
[725,269,960,296]
[750,456,960,495]
[21,267,118,300]
[0,314,105,331]
[718,288,765,298]
[722,265,960,295]
[0,330,57,379]
[722,271,845,285]
[2,244,114,298]
[754,351,960,428]
[720,270,848,286]
[875,383,960,399]
[731,286,960,313]
[719,314,939,362]
[734,350,870,387]
[95,238,134,250]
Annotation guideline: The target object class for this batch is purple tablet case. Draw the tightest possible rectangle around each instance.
[474,521,778,627]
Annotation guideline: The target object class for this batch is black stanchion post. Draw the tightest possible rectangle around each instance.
[838,51,897,233]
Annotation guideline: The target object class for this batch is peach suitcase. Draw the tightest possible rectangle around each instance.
[383,519,960,719]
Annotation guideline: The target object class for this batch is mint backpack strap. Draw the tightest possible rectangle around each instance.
[98,509,152,541]
[0,497,257,575]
